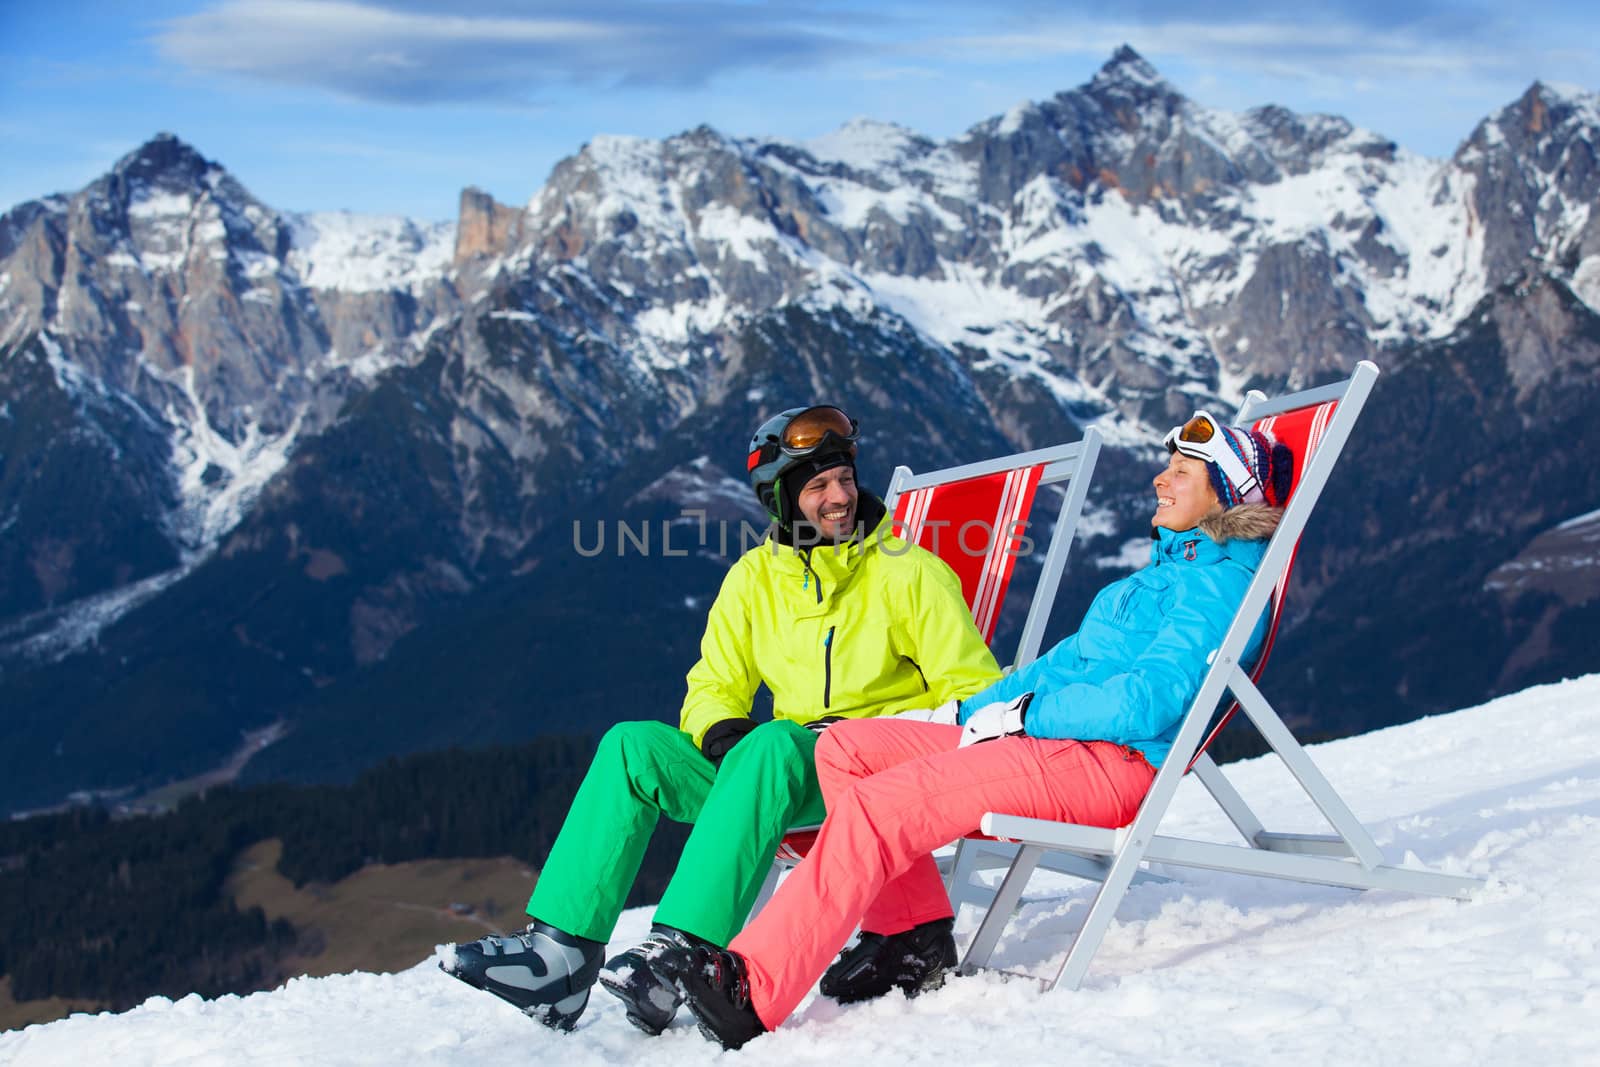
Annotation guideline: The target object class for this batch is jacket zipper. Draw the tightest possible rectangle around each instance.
[823,626,835,709]
[801,549,823,605]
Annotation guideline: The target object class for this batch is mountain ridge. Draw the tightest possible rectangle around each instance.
[2,47,1598,810]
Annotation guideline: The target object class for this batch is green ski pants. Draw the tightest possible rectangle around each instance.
[526,718,827,947]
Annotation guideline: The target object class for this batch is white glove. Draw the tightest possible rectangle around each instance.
[957,693,1034,748]
[892,699,960,726]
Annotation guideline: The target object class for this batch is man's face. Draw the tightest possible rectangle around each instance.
[796,465,859,541]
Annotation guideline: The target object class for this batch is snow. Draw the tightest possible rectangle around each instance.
[1224,145,1485,342]
[861,261,1045,352]
[1557,506,1600,530]
[802,118,923,175]
[577,135,683,243]
[285,212,454,293]
[633,293,732,348]
[0,565,192,662]
[134,360,302,553]
[125,190,193,220]
[7,673,1599,1065]
[997,101,1034,137]
[693,203,779,266]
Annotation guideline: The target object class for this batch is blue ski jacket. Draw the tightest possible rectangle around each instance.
[958,512,1274,769]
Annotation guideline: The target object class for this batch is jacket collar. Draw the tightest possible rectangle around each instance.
[770,492,888,552]
[1148,523,1265,571]
[1150,503,1282,568]
[764,495,892,599]
[1150,525,1229,566]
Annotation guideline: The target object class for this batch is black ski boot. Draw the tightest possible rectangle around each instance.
[819,916,957,1003]
[598,924,704,1035]
[649,942,766,1050]
[441,920,603,1032]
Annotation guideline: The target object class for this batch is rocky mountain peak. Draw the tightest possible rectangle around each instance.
[1516,80,1599,135]
[1459,79,1600,162]
[1089,44,1171,97]
[105,132,233,208]
[1080,44,1190,127]
[454,186,524,263]
[1452,79,1600,288]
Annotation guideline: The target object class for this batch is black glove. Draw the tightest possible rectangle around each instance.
[804,715,845,733]
[701,718,758,767]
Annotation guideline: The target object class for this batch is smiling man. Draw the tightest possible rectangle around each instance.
[441,404,1000,1035]
[793,463,857,542]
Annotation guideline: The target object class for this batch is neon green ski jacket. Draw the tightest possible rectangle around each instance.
[679,502,1001,746]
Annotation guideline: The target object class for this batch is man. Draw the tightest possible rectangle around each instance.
[441,404,1001,1034]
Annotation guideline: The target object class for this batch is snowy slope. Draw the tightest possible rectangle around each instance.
[284,212,455,294]
[5,674,1597,1065]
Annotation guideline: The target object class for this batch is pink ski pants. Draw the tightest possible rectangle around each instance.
[729,717,1156,1029]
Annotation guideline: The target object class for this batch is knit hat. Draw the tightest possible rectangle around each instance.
[1166,413,1293,509]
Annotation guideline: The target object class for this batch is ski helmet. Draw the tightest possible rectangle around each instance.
[746,405,860,525]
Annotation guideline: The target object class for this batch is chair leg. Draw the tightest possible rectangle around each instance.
[944,838,989,907]
[748,859,786,920]
[1043,843,1146,991]
[958,844,1043,973]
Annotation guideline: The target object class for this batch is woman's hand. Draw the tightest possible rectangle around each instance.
[957,694,1034,747]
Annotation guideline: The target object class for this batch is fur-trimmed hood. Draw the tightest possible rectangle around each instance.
[1199,503,1283,545]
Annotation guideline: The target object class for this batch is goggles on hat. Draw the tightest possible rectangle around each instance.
[1163,410,1262,503]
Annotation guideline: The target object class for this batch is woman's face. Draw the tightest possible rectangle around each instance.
[1152,451,1222,531]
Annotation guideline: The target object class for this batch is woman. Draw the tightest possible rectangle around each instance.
[653,412,1294,1049]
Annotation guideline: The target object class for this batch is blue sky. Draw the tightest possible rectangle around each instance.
[2,1,1595,221]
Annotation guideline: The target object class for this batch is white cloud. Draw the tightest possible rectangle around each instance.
[931,17,1510,81]
[155,0,856,104]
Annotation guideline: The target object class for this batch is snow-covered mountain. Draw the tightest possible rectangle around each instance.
[0,133,456,566]
[5,48,1596,596]
[1,46,1598,810]
[4,672,1595,1064]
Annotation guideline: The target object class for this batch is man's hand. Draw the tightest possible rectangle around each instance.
[700,718,757,767]
[957,693,1033,748]
[892,699,960,726]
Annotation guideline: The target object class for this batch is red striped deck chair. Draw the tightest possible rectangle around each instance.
[755,431,1106,908]
[952,360,1482,991]
[939,399,1351,907]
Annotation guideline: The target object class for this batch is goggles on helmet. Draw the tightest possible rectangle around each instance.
[747,405,859,472]
[1163,410,1261,504]
[779,405,858,457]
